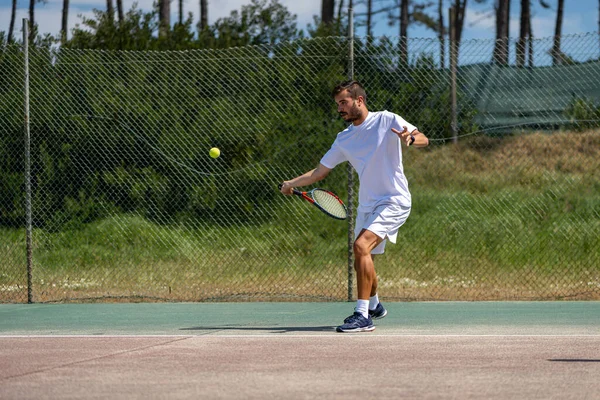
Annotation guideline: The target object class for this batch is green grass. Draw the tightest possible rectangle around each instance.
[2,130,599,302]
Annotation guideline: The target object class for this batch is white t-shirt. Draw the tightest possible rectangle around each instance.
[320,111,417,212]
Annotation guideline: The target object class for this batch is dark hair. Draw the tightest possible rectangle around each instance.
[332,80,367,104]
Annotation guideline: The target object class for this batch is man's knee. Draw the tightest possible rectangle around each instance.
[353,239,372,257]
[354,231,381,257]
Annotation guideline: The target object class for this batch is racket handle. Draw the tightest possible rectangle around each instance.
[279,183,301,195]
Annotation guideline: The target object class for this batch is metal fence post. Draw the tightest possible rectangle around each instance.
[449,7,458,144]
[23,18,33,304]
[347,7,355,302]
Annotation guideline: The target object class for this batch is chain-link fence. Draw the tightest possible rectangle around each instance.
[1,30,599,303]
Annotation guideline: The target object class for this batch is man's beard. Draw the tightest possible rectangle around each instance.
[339,102,361,122]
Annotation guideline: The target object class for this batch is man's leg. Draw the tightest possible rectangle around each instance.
[370,255,378,297]
[353,229,383,301]
[367,254,387,319]
[346,203,407,328]
[336,229,382,332]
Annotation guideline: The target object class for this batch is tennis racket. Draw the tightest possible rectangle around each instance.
[279,184,348,220]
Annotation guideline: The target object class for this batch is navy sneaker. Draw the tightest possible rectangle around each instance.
[336,312,375,333]
[369,302,388,320]
[343,303,388,323]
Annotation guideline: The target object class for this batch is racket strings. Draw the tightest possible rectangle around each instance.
[312,190,347,219]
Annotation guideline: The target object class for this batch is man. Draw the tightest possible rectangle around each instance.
[280,80,429,332]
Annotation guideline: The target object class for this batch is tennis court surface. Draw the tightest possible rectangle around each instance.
[1,302,599,399]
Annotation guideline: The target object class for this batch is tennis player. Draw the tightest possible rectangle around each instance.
[280,80,429,332]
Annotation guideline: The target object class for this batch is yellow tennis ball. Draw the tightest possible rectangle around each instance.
[209,147,220,159]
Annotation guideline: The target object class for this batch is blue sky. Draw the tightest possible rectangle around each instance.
[1,0,598,41]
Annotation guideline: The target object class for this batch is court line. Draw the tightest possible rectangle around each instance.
[0,336,192,382]
[2,334,600,338]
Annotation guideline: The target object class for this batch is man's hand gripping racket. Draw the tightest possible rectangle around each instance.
[278,183,348,220]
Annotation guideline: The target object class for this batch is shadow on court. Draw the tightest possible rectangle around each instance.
[180,325,336,333]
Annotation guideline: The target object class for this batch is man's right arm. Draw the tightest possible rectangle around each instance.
[280,163,332,195]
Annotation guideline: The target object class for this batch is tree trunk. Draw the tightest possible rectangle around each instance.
[159,0,171,38]
[528,14,534,67]
[199,0,208,31]
[493,0,510,66]
[106,0,114,19]
[517,0,530,67]
[8,0,17,43]
[322,0,335,25]
[438,0,445,68]
[179,0,183,25]
[399,0,409,66]
[28,0,35,44]
[116,0,124,24]
[365,0,373,37]
[551,0,565,65]
[336,0,345,32]
[61,0,69,44]
[451,0,467,55]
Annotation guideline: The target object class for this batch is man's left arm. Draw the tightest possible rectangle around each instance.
[391,127,429,148]
[409,129,429,148]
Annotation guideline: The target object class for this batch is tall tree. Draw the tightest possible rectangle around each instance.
[516,0,530,67]
[106,0,114,19]
[336,0,345,32]
[61,0,69,44]
[493,0,510,65]
[451,0,467,53]
[392,0,448,68]
[551,0,565,65]
[199,0,208,31]
[322,0,335,25]
[353,0,395,38]
[399,0,409,65]
[28,0,36,43]
[366,0,373,36]
[8,0,17,43]
[179,0,183,25]
[438,0,445,68]
[159,0,171,38]
[528,6,533,67]
[213,0,300,47]
[116,0,124,24]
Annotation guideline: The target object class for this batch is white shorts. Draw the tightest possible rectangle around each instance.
[354,203,411,255]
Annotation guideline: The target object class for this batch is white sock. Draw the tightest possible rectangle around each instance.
[355,299,370,318]
[369,294,379,310]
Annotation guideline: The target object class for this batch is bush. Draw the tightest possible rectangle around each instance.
[564,97,600,131]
